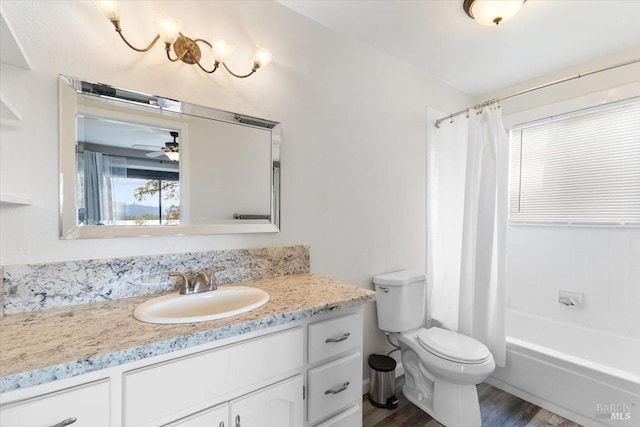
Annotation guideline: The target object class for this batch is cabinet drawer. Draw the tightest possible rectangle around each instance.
[307,352,361,424]
[308,313,361,364]
[0,379,110,427]
[314,404,361,427]
[124,327,302,427]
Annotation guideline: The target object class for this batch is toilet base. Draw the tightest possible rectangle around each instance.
[402,379,482,427]
[401,382,434,415]
[433,379,482,427]
[398,335,486,427]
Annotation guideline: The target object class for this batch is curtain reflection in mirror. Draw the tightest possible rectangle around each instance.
[78,151,127,225]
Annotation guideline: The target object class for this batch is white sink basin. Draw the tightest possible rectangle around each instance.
[134,287,270,324]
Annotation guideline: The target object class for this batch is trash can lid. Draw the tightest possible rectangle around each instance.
[368,354,396,372]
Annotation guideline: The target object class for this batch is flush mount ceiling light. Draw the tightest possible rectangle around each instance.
[463,0,526,26]
[95,0,272,79]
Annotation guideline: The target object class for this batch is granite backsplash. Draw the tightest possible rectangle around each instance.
[1,245,310,315]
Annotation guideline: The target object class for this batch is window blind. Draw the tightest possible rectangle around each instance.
[509,98,640,225]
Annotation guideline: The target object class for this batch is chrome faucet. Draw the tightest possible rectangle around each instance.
[168,267,227,295]
[192,271,211,294]
[207,267,227,290]
[168,271,192,295]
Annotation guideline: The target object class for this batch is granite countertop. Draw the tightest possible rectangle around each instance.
[0,274,375,393]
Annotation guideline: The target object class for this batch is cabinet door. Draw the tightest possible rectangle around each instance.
[163,403,228,427]
[229,375,302,427]
[0,379,110,427]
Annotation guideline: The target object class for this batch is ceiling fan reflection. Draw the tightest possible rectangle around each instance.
[133,131,179,161]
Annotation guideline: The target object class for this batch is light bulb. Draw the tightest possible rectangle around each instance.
[253,47,272,70]
[470,0,523,26]
[211,38,235,62]
[156,15,182,44]
[95,0,121,21]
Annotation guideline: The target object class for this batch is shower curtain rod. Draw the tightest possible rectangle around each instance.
[434,57,640,128]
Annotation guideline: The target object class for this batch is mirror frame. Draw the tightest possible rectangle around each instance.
[59,75,281,239]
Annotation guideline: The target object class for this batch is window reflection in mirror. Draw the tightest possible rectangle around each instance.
[76,116,180,226]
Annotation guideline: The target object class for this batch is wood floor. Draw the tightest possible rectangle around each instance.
[363,383,583,427]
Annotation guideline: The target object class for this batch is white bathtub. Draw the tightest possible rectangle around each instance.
[486,309,640,427]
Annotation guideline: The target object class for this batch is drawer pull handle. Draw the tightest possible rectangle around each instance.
[235,414,241,427]
[325,381,350,395]
[325,332,350,343]
[48,418,77,427]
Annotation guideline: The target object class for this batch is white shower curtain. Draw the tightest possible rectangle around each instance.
[427,104,508,367]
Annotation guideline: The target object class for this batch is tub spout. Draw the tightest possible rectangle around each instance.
[558,289,583,306]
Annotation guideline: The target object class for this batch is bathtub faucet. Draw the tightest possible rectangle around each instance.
[558,297,579,306]
[558,290,583,307]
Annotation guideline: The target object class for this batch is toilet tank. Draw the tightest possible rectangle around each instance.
[373,270,426,333]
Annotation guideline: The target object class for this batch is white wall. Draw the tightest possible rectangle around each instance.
[479,49,640,339]
[0,1,471,368]
[188,117,272,223]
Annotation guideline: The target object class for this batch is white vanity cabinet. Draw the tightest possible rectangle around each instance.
[0,307,366,427]
[306,312,363,427]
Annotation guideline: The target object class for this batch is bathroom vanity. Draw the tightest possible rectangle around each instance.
[0,274,375,427]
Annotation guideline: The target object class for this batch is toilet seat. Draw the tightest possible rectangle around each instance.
[416,328,491,364]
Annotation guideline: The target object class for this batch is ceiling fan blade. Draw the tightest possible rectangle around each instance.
[132,144,163,151]
[145,151,167,158]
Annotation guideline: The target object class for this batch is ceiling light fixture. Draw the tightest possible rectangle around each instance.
[95,0,272,79]
[463,0,526,26]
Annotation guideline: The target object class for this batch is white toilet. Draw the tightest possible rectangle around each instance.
[373,270,495,427]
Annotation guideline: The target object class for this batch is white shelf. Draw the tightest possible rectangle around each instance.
[0,7,31,69]
[0,193,32,206]
[1,93,21,121]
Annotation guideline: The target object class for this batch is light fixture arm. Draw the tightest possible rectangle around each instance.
[165,46,188,63]
[194,59,220,75]
[165,33,200,63]
[111,20,160,53]
[221,62,257,79]
[189,39,221,74]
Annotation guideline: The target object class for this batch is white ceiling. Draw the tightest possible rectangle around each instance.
[278,1,640,97]
[80,116,175,150]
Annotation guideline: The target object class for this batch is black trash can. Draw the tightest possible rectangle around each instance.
[368,354,398,410]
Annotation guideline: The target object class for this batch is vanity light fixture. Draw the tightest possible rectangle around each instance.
[463,0,526,26]
[95,0,272,78]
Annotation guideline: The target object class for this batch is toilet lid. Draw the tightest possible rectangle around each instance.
[417,328,491,364]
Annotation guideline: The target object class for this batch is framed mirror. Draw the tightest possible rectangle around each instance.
[59,75,280,239]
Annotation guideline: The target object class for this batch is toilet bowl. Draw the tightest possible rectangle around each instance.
[373,270,496,427]
[396,327,495,427]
